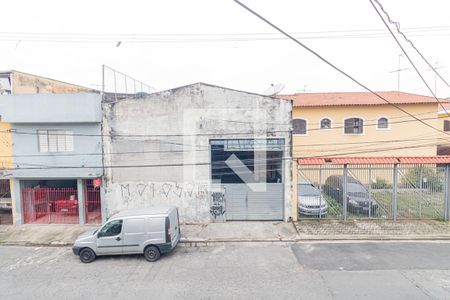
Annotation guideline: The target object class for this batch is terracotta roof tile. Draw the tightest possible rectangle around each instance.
[298,156,450,165]
[278,91,447,107]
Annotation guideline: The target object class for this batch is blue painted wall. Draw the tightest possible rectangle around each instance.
[10,123,103,178]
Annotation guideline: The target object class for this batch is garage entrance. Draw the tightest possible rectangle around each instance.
[21,179,101,224]
[211,139,284,221]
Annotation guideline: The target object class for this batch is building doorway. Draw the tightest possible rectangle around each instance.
[22,180,79,224]
[210,139,285,221]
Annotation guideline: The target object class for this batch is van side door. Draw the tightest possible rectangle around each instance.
[96,219,123,255]
[122,217,145,254]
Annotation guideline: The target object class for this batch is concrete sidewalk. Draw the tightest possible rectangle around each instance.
[0,221,298,247]
[296,219,450,240]
[1,220,450,247]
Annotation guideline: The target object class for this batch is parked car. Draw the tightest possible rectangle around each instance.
[324,175,378,214]
[297,183,327,216]
[72,206,181,263]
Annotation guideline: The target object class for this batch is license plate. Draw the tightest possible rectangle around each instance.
[61,208,68,212]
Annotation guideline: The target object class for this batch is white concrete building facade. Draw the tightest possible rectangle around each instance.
[102,83,293,223]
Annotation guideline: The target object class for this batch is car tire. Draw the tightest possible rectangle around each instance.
[144,245,161,262]
[79,248,96,263]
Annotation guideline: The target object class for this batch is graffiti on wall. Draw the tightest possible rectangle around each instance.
[119,182,209,205]
[210,191,225,219]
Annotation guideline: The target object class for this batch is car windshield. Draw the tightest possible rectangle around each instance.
[348,183,368,198]
[298,184,320,196]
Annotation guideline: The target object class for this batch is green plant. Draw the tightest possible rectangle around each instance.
[371,177,391,189]
[401,166,443,192]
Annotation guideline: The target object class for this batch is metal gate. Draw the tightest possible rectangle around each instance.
[224,183,284,220]
[298,163,448,220]
[85,185,101,224]
[22,188,79,224]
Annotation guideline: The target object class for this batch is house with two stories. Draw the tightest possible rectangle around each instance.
[279,91,449,158]
[0,70,96,224]
[0,93,103,225]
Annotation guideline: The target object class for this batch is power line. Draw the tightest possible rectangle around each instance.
[3,108,449,140]
[370,0,450,91]
[369,0,450,118]
[231,0,449,138]
[0,130,448,160]
[4,139,448,172]
[301,139,446,159]
[0,134,444,161]
[1,26,450,43]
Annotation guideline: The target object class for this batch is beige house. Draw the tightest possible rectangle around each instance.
[279,91,449,158]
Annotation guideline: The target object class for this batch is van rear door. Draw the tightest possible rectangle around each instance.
[168,208,180,244]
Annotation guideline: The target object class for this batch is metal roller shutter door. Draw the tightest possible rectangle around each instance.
[224,184,284,221]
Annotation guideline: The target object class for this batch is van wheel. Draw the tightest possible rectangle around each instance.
[144,246,161,262]
[80,248,96,263]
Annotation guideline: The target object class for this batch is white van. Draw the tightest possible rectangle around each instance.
[72,206,181,263]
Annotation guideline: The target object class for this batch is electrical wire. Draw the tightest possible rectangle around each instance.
[3,111,449,139]
[231,0,450,139]
[4,138,449,172]
[370,0,450,90]
[1,25,450,43]
[0,131,446,160]
[369,0,450,118]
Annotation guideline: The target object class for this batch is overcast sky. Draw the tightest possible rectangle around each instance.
[1,0,450,97]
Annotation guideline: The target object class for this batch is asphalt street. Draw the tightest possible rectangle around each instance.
[1,242,450,299]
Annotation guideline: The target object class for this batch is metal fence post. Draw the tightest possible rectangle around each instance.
[392,163,399,221]
[419,166,423,218]
[368,165,372,218]
[319,165,323,219]
[343,164,348,221]
[445,164,450,221]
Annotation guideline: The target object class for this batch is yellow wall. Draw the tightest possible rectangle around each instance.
[0,122,13,169]
[293,103,440,158]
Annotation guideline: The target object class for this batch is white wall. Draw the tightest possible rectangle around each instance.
[102,83,292,223]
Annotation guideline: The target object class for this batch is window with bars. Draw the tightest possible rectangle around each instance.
[344,118,364,134]
[444,120,450,132]
[377,117,389,129]
[37,130,74,152]
[293,119,307,134]
[320,118,332,129]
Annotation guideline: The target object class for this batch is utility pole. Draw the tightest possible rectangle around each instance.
[427,61,445,96]
[390,54,408,91]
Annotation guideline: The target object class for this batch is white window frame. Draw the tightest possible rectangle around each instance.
[342,116,365,135]
[376,116,390,130]
[319,117,333,130]
[293,118,308,135]
[37,129,74,153]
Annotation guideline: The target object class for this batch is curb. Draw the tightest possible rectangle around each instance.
[4,235,450,248]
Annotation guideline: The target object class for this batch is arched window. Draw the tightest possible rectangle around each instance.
[377,117,389,129]
[320,118,332,129]
[344,117,364,134]
[293,119,307,135]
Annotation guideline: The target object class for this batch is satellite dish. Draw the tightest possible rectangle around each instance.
[262,83,285,96]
